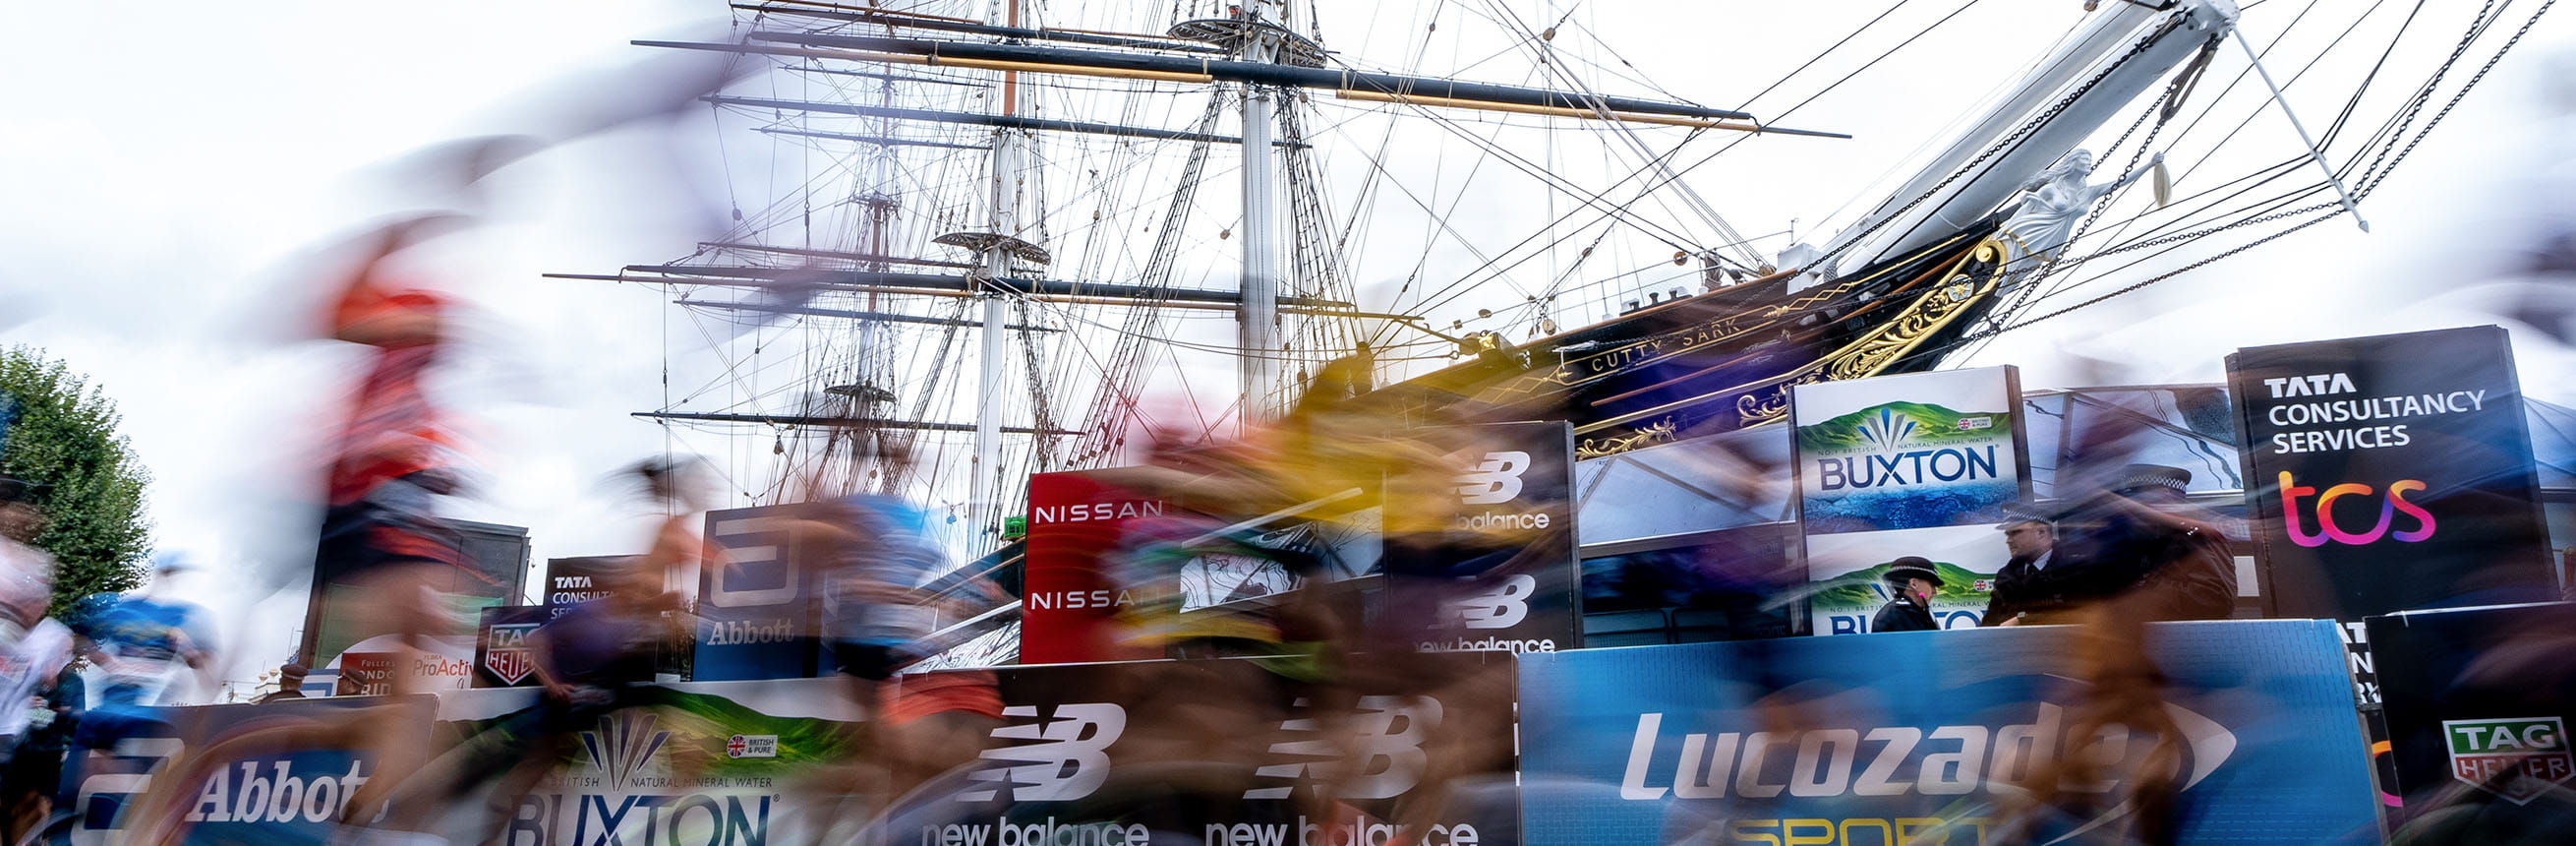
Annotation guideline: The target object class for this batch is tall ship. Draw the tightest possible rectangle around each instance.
[561,0,2542,587]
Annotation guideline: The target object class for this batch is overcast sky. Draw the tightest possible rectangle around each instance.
[4,1,2572,696]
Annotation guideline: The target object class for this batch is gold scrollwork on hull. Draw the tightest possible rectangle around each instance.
[1734,239,2007,428]
[1575,417,1680,459]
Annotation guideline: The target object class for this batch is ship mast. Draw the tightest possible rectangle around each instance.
[967,0,1035,535]
[1233,0,1286,426]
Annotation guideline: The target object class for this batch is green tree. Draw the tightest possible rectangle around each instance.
[0,345,152,614]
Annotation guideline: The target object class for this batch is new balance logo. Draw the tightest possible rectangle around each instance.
[1247,696,1443,800]
[1454,451,1532,505]
[961,703,1126,802]
[1447,574,1536,630]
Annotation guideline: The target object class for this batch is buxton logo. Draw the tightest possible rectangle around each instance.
[1454,451,1533,505]
[580,711,673,792]
[961,703,1127,802]
[2444,716,2573,804]
[482,623,540,685]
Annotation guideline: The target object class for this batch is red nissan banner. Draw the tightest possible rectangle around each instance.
[1021,470,1164,664]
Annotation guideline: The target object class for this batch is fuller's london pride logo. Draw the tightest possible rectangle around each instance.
[2444,716,2574,804]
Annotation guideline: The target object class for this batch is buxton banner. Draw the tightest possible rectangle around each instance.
[2227,326,2555,621]
[55,656,1516,846]
[1790,366,2028,633]
[1385,421,1584,655]
[1517,620,2380,845]
[1020,470,1165,665]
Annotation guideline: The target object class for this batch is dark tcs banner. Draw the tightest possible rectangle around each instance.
[1021,470,1164,665]
[1388,421,1582,655]
[2227,326,2555,621]
[542,555,631,616]
[695,505,826,681]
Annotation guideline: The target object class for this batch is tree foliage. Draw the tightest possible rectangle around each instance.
[0,345,152,614]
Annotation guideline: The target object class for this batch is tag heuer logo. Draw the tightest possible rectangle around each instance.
[2445,716,2575,805]
[483,623,541,685]
[727,734,778,758]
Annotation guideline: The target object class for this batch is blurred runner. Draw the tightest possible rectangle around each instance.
[2,660,80,843]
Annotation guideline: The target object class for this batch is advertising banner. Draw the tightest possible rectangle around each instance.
[1384,421,1583,654]
[1517,620,2379,845]
[1021,470,1165,665]
[694,505,825,681]
[542,556,631,616]
[2227,326,2554,621]
[1791,366,2028,633]
[2368,602,2576,833]
[56,656,1516,846]
[472,605,550,688]
[55,695,426,846]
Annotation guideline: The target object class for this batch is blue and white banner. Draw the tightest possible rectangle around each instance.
[1517,620,2378,845]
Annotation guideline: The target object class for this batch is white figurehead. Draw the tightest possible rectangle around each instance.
[1997,148,2163,272]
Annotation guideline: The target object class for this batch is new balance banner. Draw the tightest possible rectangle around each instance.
[472,605,549,688]
[2368,602,2576,833]
[1384,421,1582,654]
[1791,366,2030,633]
[1021,470,1164,664]
[55,656,1515,845]
[694,504,826,681]
[1518,621,2379,845]
[2228,326,2554,622]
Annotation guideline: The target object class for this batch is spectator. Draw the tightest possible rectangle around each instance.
[1982,506,2055,626]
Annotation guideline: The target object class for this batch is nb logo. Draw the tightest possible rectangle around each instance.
[962,703,1127,801]
[1447,574,1536,630]
[1454,451,1533,505]
[1247,695,1443,800]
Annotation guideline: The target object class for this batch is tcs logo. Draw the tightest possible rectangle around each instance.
[1454,451,1532,505]
[1446,574,1537,630]
[2276,471,2435,548]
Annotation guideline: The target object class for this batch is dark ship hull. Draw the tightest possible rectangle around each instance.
[1375,223,2013,457]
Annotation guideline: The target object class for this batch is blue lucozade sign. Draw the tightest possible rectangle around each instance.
[1517,621,2379,845]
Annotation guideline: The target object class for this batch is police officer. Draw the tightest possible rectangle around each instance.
[1983,505,2055,626]
[1872,557,1943,633]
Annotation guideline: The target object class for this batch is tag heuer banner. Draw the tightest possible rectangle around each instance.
[1021,470,1166,664]
[694,504,827,681]
[2227,326,2555,620]
[472,605,549,688]
[1790,366,2029,634]
[55,655,1516,846]
[1517,620,2379,845]
[1386,421,1583,654]
[2368,602,2576,832]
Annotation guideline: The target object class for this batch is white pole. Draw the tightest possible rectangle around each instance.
[1236,11,1284,427]
[2232,29,2370,232]
[972,129,1019,535]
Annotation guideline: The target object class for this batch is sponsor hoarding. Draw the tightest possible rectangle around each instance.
[56,655,1515,846]
[542,555,631,616]
[2369,602,2576,831]
[472,605,550,688]
[1021,471,1165,664]
[1791,366,2028,633]
[1517,620,2378,845]
[1384,421,1583,654]
[694,505,825,681]
[2227,326,2554,621]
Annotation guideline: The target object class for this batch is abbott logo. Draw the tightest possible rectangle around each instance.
[1454,451,1533,505]
[962,703,1127,802]
[1248,695,1444,800]
[1447,574,1537,630]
